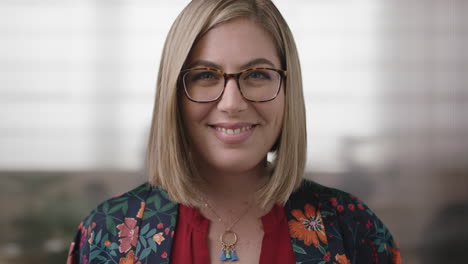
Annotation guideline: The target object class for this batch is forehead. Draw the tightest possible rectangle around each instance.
[186,17,281,70]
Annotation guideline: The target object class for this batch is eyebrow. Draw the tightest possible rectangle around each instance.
[187,58,277,71]
[240,58,276,69]
[187,60,222,70]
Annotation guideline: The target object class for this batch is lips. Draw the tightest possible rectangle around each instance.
[209,122,257,144]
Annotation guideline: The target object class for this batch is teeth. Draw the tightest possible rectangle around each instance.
[216,126,253,135]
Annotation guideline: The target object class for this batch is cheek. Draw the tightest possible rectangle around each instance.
[262,94,285,129]
[180,98,212,132]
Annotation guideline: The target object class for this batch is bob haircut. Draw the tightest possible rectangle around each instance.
[146,0,307,208]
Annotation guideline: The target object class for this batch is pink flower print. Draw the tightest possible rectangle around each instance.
[117,217,140,253]
[337,205,344,213]
[79,231,87,248]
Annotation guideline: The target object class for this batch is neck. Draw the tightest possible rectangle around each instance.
[197,163,269,206]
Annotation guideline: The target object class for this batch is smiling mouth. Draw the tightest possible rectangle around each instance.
[208,124,257,143]
[214,125,254,135]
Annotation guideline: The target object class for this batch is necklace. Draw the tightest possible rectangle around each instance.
[203,199,253,262]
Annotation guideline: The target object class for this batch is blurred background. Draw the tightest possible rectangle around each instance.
[0,0,466,263]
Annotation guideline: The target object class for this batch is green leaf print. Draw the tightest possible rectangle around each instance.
[293,244,307,254]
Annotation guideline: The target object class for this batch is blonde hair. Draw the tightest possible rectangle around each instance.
[145,0,306,208]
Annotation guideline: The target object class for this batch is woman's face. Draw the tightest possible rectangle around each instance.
[180,17,285,173]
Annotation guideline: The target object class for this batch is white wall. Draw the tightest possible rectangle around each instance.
[0,0,384,172]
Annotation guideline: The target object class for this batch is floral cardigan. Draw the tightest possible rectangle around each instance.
[67,179,401,264]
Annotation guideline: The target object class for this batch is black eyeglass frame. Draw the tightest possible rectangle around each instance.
[180,67,287,103]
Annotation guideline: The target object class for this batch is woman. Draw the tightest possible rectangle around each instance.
[68,1,401,263]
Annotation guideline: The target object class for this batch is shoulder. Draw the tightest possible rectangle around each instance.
[80,183,154,230]
[286,179,401,264]
[287,178,383,220]
[67,183,176,263]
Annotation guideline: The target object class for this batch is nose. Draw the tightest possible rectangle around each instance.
[217,78,248,114]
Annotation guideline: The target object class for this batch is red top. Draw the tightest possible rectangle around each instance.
[170,203,296,264]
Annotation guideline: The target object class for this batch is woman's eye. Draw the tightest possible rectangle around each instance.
[246,71,270,80]
[194,72,217,80]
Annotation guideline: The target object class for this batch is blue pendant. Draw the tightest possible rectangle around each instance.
[231,250,238,261]
[220,230,239,262]
[220,249,227,261]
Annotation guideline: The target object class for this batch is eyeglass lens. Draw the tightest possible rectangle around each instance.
[183,69,281,102]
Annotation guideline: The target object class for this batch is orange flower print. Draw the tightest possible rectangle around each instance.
[390,247,401,264]
[152,232,165,245]
[136,202,146,219]
[288,204,328,247]
[335,253,351,264]
[78,221,95,249]
[66,242,76,264]
[104,240,111,247]
[119,250,141,264]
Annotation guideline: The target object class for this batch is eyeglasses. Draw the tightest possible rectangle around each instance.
[180,67,287,103]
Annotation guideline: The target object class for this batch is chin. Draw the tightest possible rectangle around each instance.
[210,155,265,173]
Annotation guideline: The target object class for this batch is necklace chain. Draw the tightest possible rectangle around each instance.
[203,199,253,231]
[202,197,253,262]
